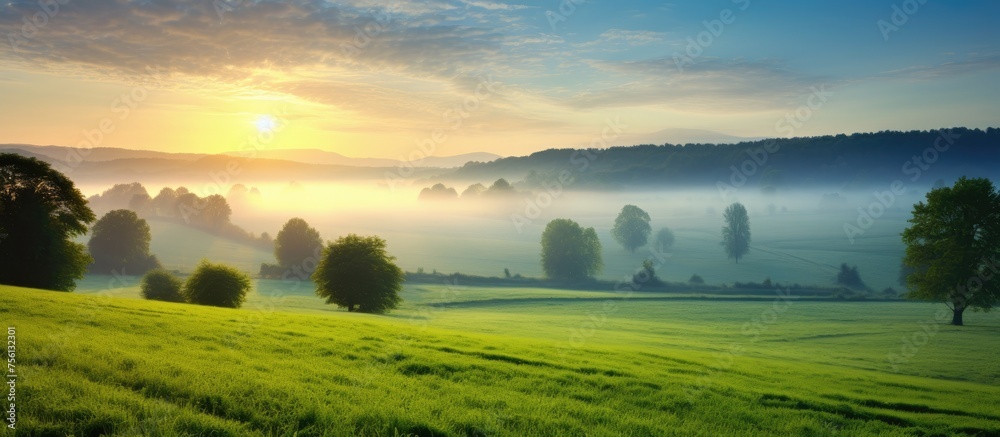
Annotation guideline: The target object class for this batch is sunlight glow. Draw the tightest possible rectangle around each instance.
[255,115,278,133]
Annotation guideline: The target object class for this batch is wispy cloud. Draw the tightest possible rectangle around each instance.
[879,53,1000,81]
[565,58,833,112]
[595,29,666,46]
[459,0,531,11]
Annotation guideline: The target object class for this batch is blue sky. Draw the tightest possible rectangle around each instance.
[0,0,997,158]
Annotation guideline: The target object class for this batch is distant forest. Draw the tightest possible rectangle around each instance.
[442,128,1000,191]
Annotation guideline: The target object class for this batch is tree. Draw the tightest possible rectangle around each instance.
[199,194,232,230]
[540,219,603,281]
[721,202,751,263]
[275,218,323,270]
[0,154,95,291]
[634,259,660,286]
[612,205,652,253]
[312,234,403,313]
[88,209,160,275]
[128,192,152,217]
[461,183,486,199]
[151,187,177,217]
[418,183,458,201]
[486,178,515,196]
[901,177,1000,326]
[654,227,675,252]
[87,182,149,214]
[835,263,866,290]
[141,269,184,302]
[175,192,201,223]
[183,260,251,308]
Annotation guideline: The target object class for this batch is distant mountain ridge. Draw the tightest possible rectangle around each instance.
[4,128,998,191]
[218,149,503,168]
[442,127,1000,190]
[0,144,503,169]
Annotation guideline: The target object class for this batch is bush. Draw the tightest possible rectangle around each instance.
[140,269,184,302]
[689,274,704,284]
[183,260,252,308]
[633,259,660,286]
[259,263,284,279]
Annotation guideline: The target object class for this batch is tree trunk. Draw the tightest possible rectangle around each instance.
[348,303,355,312]
[952,305,965,326]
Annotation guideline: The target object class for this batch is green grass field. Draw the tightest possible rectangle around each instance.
[3,280,1000,436]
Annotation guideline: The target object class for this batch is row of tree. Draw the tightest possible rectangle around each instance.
[537,202,750,282]
[418,178,518,201]
[87,182,271,249]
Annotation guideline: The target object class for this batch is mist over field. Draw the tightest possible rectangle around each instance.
[74,178,930,292]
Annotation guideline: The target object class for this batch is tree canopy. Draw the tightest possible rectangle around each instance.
[486,178,515,195]
[312,234,403,313]
[274,217,324,269]
[86,182,149,215]
[721,202,751,263]
[655,227,675,252]
[0,153,95,291]
[418,183,458,201]
[540,218,603,281]
[461,183,486,199]
[901,177,1000,325]
[88,209,160,275]
[183,260,252,308]
[612,205,652,253]
[836,263,867,290]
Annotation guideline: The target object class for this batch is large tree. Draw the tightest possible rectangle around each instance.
[901,177,1000,326]
[0,154,95,291]
[88,209,160,275]
[312,234,403,313]
[541,218,603,281]
[721,202,751,263]
[612,205,652,253]
[274,217,323,269]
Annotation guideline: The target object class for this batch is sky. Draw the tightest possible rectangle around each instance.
[0,0,998,159]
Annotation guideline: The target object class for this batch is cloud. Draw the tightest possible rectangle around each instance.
[0,0,507,81]
[879,53,1000,81]
[563,58,834,112]
[0,0,550,126]
[595,29,665,46]
[459,0,531,11]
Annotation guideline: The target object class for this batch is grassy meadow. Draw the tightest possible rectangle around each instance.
[3,279,1000,436]
[11,190,995,435]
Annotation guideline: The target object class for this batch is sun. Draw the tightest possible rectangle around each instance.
[254,115,278,133]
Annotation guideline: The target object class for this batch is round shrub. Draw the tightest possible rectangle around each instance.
[140,268,184,302]
[183,260,252,308]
